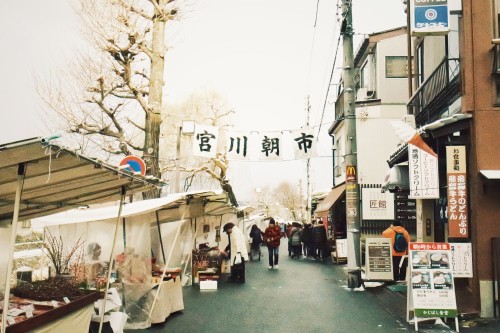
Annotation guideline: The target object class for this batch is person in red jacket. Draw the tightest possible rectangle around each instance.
[382,220,410,281]
[264,218,281,269]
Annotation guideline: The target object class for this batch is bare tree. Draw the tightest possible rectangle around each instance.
[37,0,179,197]
[274,182,302,221]
[36,2,241,206]
[161,90,237,204]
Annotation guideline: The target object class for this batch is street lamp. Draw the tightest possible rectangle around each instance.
[174,120,195,193]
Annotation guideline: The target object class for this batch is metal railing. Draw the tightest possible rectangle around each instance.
[407,58,461,126]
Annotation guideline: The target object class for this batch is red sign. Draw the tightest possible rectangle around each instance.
[446,146,468,238]
[119,155,146,176]
[346,165,356,182]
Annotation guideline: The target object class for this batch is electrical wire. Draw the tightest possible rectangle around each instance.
[315,0,345,139]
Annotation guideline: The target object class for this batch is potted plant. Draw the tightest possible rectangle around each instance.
[38,229,85,278]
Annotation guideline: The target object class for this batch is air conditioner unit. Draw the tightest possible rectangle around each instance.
[401,114,416,129]
[356,87,368,101]
[334,165,342,177]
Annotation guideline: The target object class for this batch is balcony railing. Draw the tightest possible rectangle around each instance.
[407,58,461,126]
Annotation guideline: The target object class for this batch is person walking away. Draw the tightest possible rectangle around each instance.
[221,222,249,283]
[249,224,263,262]
[285,223,293,256]
[302,223,312,258]
[382,220,410,282]
[264,218,281,269]
[311,220,327,261]
[289,224,302,259]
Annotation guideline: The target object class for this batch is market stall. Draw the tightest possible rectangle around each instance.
[0,137,163,333]
[31,190,239,330]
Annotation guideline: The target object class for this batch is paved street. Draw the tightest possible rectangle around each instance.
[124,241,499,333]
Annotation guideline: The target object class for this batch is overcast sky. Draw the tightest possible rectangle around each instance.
[0,0,406,201]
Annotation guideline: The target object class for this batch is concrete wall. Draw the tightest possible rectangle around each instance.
[375,34,410,103]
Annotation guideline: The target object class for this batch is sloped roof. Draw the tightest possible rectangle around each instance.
[0,137,165,221]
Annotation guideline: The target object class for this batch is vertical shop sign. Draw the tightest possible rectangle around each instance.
[345,166,358,225]
[446,146,468,238]
[449,243,473,278]
[408,242,458,319]
[408,144,439,199]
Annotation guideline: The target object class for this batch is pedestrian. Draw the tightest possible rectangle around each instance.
[311,220,327,261]
[285,223,293,256]
[289,223,302,259]
[249,224,263,262]
[263,218,281,269]
[302,223,312,258]
[382,220,410,282]
[221,222,249,283]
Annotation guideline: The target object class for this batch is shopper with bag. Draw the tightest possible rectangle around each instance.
[221,222,249,283]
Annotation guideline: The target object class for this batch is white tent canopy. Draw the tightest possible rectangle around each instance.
[31,190,232,228]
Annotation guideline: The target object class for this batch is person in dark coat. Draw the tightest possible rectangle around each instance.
[311,220,327,261]
[289,223,302,259]
[249,224,263,261]
[302,223,312,258]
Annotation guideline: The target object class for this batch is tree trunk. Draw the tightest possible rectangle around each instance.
[143,1,166,198]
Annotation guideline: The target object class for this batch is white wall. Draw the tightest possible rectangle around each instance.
[356,105,407,185]
[376,34,410,104]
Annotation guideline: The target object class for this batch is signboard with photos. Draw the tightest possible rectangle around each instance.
[408,242,458,321]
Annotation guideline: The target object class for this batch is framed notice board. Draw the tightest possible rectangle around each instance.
[332,239,347,264]
[365,238,393,281]
[407,242,459,332]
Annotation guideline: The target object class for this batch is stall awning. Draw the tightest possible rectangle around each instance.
[381,165,409,193]
[0,137,165,221]
[315,184,346,214]
[31,190,233,227]
[480,170,500,181]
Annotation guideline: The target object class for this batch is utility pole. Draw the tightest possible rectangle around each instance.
[341,0,362,288]
[306,96,312,225]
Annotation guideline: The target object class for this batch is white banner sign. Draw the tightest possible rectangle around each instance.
[408,144,439,199]
[361,188,395,220]
[226,131,250,160]
[255,131,283,161]
[449,243,473,278]
[192,124,218,158]
[291,127,317,159]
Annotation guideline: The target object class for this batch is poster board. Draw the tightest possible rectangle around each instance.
[365,238,393,281]
[407,242,458,330]
[332,239,347,263]
[450,243,473,278]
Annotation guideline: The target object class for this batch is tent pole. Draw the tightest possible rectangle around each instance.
[149,210,187,318]
[98,187,126,333]
[1,163,26,333]
[155,211,166,263]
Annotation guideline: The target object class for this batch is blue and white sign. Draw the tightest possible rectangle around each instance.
[411,0,450,36]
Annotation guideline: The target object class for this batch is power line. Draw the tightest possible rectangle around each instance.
[315,0,344,138]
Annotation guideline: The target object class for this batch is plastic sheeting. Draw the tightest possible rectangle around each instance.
[48,213,153,329]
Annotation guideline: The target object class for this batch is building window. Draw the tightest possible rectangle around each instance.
[494,0,500,37]
[494,77,500,105]
[386,56,413,78]
[361,62,369,88]
[416,41,425,87]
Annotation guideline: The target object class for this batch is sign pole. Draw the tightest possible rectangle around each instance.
[341,0,362,288]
